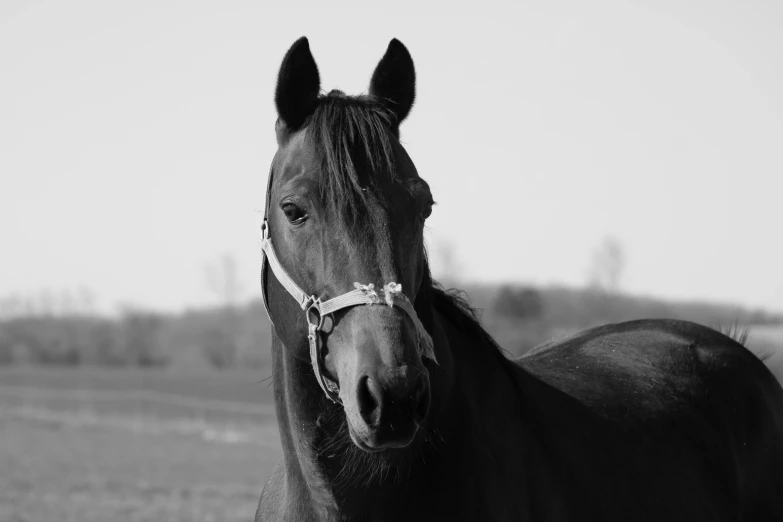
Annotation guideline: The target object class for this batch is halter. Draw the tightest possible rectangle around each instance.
[260,168,436,404]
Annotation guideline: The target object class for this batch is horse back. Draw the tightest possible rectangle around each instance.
[515,319,783,521]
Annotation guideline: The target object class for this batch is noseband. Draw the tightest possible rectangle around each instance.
[260,179,436,403]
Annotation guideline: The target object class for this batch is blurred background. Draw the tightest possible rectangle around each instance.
[1,1,782,520]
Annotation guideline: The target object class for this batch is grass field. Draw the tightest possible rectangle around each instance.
[1,324,781,522]
[0,366,282,522]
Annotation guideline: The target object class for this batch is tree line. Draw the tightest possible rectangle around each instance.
[0,284,779,369]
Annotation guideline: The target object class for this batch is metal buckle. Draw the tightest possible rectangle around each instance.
[305,297,325,332]
[261,219,270,240]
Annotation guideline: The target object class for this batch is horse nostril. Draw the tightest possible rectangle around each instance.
[357,375,381,427]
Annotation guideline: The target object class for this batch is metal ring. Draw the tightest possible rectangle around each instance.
[306,299,325,331]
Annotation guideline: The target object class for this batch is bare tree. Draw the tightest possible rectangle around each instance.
[77,287,96,315]
[433,238,462,285]
[59,289,75,316]
[205,253,243,309]
[587,236,626,293]
[38,289,55,316]
[203,253,244,368]
[0,295,23,319]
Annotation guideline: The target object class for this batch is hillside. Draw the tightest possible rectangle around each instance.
[2,283,781,370]
[460,282,783,355]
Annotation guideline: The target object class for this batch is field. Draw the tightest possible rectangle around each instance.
[0,366,282,522]
[1,324,781,522]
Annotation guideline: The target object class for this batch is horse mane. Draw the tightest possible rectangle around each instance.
[306,90,411,228]
[716,321,750,346]
[421,258,515,363]
[716,322,776,363]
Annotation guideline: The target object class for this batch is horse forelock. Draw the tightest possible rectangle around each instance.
[303,90,418,280]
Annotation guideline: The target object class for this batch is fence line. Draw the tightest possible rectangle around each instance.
[0,384,275,416]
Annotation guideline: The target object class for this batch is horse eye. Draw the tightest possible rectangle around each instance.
[282,203,307,224]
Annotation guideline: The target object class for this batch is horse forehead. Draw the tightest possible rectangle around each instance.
[273,131,320,185]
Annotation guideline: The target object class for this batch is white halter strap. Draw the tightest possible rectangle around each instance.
[260,214,436,403]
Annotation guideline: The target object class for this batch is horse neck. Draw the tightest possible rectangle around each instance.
[429,300,531,429]
[270,329,340,519]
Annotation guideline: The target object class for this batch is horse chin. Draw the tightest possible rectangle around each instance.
[315,399,425,488]
[346,421,420,454]
[348,430,388,454]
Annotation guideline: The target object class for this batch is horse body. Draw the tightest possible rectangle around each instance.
[255,37,783,521]
[258,295,783,521]
[516,319,783,521]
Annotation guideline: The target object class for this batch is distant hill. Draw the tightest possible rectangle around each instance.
[459,282,782,327]
[2,283,780,371]
[453,281,783,357]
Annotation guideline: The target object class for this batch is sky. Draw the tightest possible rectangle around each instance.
[1,0,781,314]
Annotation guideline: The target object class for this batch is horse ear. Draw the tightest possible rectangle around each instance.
[369,39,416,126]
[275,37,321,130]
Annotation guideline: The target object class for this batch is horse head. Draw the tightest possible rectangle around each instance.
[263,37,435,452]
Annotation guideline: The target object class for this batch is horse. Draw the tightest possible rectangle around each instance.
[255,37,783,522]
